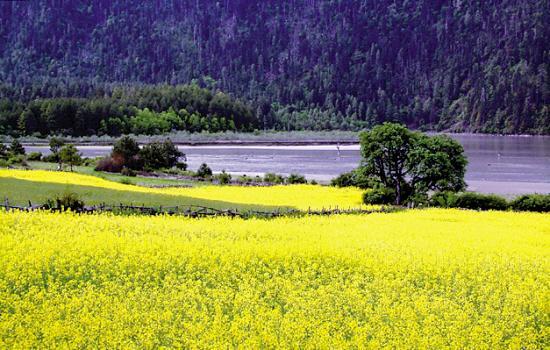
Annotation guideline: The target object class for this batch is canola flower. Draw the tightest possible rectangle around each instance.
[0,209,548,348]
[0,169,363,210]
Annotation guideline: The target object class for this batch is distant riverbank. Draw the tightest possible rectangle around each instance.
[7,130,550,146]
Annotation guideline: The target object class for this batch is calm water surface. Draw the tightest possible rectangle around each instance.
[24,134,550,194]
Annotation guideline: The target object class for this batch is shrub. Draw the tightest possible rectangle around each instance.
[176,162,187,170]
[310,180,318,185]
[264,172,285,184]
[363,187,396,205]
[451,193,508,211]
[7,154,26,165]
[42,153,58,163]
[121,167,137,177]
[9,139,25,156]
[510,194,550,212]
[112,136,141,169]
[286,173,307,184]
[429,191,458,208]
[236,175,253,184]
[27,152,42,161]
[196,163,213,178]
[331,172,355,187]
[139,139,184,170]
[47,192,85,212]
[81,157,98,167]
[95,156,124,173]
[216,170,232,185]
[0,159,8,167]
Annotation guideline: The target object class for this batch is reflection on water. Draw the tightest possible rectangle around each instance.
[23,134,550,194]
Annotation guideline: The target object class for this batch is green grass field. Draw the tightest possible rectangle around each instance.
[0,177,282,211]
[26,161,199,187]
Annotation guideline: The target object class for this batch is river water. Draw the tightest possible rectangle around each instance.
[23,134,550,195]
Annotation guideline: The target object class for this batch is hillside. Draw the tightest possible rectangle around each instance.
[0,0,548,135]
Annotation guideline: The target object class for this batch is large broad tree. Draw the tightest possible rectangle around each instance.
[359,123,467,205]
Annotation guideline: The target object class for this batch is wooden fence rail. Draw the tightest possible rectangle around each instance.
[2,197,397,218]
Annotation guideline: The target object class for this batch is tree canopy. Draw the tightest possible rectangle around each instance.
[359,123,467,205]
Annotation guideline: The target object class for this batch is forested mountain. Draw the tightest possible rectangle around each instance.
[0,0,548,135]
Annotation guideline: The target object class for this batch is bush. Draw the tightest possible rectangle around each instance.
[451,193,508,211]
[47,192,85,212]
[7,154,26,165]
[176,162,187,170]
[429,191,458,208]
[236,175,253,184]
[121,167,137,177]
[42,153,58,163]
[330,168,373,189]
[196,163,213,178]
[95,156,124,173]
[139,139,184,170]
[119,177,135,185]
[27,152,42,161]
[81,157,98,167]
[264,172,285,184]
[216,170,232,185]
[363,187,396,205]
[286,173,307,184]
[510,194,550,212]
[331,172,354,187]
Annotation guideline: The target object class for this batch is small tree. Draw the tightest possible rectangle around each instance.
[9,139,25,156]
[59,145,82,171]
[196,163,213,178]
[49,137,65,169]
[112,136,140,169]
[139,139,184,170]
[359,123,467,205]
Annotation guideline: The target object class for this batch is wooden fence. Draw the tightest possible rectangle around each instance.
[2,197,397,219]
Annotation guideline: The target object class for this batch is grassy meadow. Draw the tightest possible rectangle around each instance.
[0,169,364,211]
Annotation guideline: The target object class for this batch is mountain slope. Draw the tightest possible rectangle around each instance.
[0,0,548,134]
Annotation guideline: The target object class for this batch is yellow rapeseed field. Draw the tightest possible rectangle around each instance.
[0,209,548,348]
[0,169,363,210]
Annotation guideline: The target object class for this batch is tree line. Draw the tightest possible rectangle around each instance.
[0,84,257,136]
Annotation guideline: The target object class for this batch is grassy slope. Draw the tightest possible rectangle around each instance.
[0,177,283,211]
[27,162,200,187]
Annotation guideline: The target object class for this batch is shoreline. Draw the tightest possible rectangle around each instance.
[4,131,549,147]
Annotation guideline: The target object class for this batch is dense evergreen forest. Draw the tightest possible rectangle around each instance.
[0,0,548,136]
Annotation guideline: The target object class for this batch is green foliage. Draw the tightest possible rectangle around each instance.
[363,187,396,205]
[8,85,257,137]
[359,123,467,205]
[27,152,42,161]
[47,192,85,212]
[139,139,183,170]
[331,172,355,188]
[286,173,307,184]
[429,192,458,208]
[120,167,137,177]
[112,136,141,169]
[263,173,285,184]
[216,170,232,185]
[510,194,550,213]
[9,139,25,156]
[451,193,509,211]
[0,144,9,159]
[196,163,213,179]
[59,145,82,171]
